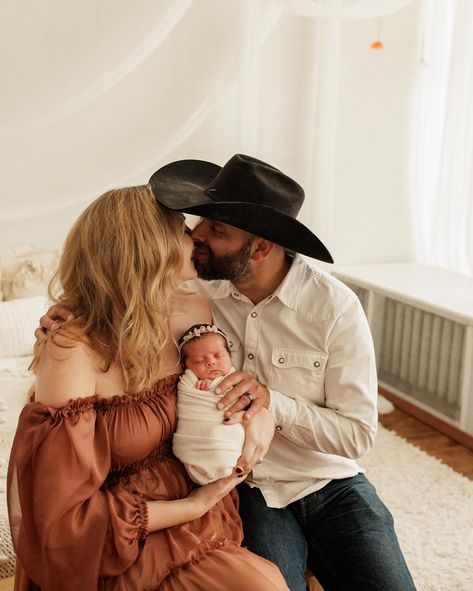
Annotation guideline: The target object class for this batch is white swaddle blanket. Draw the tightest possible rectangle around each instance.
[172,368,245,485]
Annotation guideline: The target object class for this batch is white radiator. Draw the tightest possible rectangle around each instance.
[333,263,473,436]
[379,298,464,420]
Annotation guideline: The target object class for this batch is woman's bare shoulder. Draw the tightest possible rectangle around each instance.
[34,325,99,407]
[171,292,212,340]
[188,292,212,317]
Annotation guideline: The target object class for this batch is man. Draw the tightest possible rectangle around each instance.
[148,154,416,591]
[39,154,415,590]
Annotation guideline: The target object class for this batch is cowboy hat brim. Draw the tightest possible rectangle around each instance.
[181,201,333,262]
[150,159,334,263]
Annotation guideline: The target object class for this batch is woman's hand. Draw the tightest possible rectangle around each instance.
[146,474,241,532]
[187,473,242,515]
[234,408,275,475]
[34,305,75,342]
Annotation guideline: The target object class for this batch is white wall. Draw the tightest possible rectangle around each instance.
[0,0,421,267]
[331,1,420,264]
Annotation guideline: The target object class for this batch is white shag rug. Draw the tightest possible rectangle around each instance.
[360,425,473,591]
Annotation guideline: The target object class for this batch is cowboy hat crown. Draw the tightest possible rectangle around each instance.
[149,154,333,263]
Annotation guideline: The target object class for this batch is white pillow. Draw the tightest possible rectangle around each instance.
[1,250,60,301]
[0,297,49,357]
[0,245,36,300]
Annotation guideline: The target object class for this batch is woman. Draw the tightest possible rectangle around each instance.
[7,185,288,591]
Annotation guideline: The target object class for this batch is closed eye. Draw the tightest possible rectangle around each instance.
[211,222,226,235]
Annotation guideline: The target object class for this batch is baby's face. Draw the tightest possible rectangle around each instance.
[182,333,232,380]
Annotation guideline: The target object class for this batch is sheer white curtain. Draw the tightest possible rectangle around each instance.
[275,0,414,19]
[411,0,473,276]
[0,0,417,254]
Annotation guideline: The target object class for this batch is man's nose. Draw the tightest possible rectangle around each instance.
[190,219,207,242]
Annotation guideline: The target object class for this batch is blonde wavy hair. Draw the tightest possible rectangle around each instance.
[32,184,185,393]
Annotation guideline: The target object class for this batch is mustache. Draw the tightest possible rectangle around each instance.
[193,241,211,255]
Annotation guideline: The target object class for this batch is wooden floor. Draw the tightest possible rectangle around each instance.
[379,407,473,480]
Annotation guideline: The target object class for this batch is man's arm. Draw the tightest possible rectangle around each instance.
[216,299,377,460]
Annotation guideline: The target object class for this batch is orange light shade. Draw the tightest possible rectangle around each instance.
[371,41,384,49]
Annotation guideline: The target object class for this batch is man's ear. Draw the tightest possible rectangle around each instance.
[250,238,276,261]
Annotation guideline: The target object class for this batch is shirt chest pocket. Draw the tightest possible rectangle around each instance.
[268,347,328,404]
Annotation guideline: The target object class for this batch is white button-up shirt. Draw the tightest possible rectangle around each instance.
[189,254,378,508]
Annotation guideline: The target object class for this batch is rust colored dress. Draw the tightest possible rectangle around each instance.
[7,374,287,591]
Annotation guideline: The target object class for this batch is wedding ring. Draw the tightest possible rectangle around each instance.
[243,392,253,404]
[256,458,263,465]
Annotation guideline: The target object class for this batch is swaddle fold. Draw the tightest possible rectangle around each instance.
[172,368,244,485]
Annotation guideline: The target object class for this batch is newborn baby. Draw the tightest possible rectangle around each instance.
[172,324,245,485]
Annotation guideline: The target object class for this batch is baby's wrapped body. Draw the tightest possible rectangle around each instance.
[173,368,244,485]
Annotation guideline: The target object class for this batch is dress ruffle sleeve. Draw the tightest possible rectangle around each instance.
[7,396,148,591]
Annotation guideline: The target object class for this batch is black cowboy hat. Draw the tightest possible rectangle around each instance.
[149,154,333,263]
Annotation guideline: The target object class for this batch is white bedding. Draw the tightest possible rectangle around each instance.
[0,356,35,578]
[0,249,55,577]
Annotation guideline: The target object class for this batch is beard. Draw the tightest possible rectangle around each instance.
[193,238,253,281]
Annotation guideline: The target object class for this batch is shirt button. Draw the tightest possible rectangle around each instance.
[251,312,257,318]
[248,353,254,360]
[314,361,320,368]
[278,357,285,364]
[275,425,283,432]
[233,292,239,297]
[228,341,233,348]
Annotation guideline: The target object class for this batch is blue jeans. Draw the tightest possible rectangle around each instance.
[238,475,416,591]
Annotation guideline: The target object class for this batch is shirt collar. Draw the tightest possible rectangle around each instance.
[194,253,307,308]
[195,278,233,300]
[272,253,307,310]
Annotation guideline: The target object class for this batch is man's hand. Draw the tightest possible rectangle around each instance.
[214,370,270,421]
[34,305,75,342]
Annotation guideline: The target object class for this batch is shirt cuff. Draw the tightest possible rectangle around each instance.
[268,388,298,434]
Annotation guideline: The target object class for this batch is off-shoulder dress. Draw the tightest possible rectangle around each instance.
[7,374,287,591]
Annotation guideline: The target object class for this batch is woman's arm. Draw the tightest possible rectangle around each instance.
[35,326,241,535]
[232,408,275,474]
[147,474,242,531]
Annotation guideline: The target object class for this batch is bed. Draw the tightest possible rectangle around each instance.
[0,246,58,580]
[0,357,36,578]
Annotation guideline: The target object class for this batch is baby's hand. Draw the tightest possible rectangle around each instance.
[196,378,212,391]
